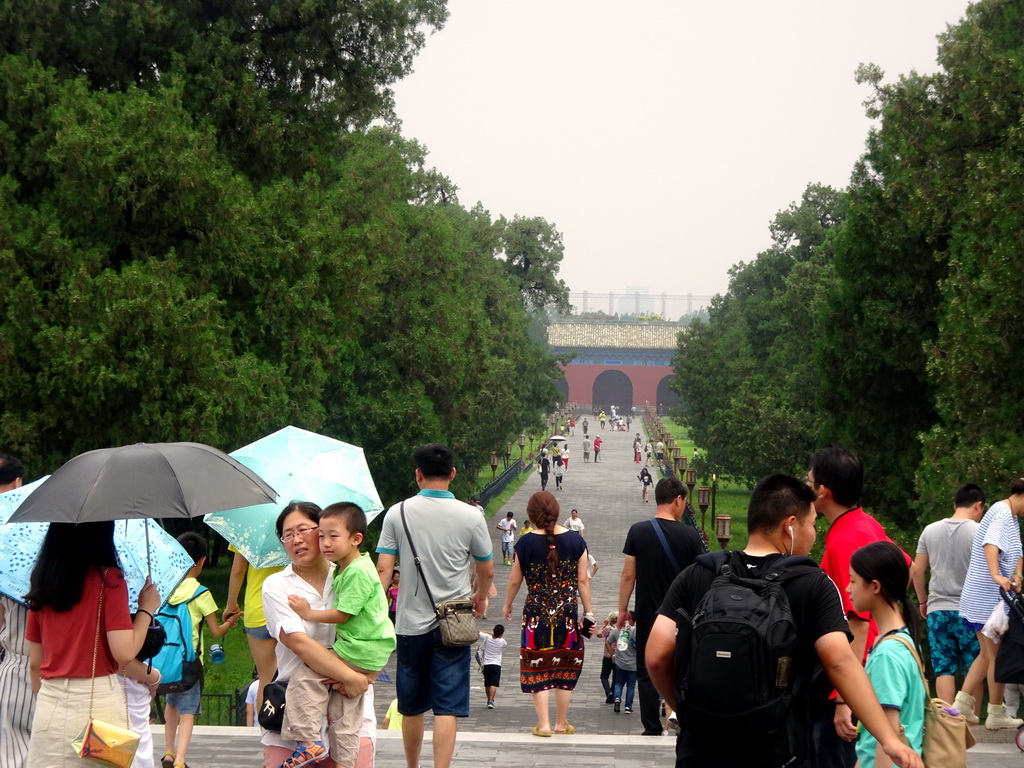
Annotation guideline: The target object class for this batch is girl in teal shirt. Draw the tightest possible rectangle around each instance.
[848,541,925,768]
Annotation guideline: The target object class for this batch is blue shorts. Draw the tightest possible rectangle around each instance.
[164,678,203,716]
[245,624,273,640]
[396,627,470,717]
[927,611,980,676]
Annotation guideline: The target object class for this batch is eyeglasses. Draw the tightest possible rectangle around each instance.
[280,525,318,543]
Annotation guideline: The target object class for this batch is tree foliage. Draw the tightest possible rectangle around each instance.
[671,0,1024,530]
[0,2,564,504]
[671,184,843,486]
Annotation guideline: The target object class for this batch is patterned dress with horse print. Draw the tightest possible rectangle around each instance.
[515,531,588,692]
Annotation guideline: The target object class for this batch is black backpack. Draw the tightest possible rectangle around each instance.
[674,551,820,736]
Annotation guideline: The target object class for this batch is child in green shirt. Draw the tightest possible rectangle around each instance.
[279,503,396,768]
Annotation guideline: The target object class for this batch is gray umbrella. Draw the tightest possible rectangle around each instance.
[7,442,278,524]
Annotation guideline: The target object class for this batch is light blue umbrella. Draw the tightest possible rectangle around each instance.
[0,516,193,611]
[0,476,49,524]
[205,426,384,569]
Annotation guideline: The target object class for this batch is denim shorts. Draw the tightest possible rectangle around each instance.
[928,610,980,676]
[245,624,273,641]
[165,678,203,716]
[396,627,470,717]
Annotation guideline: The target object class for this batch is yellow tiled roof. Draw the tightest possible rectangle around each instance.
[547,322,685,350]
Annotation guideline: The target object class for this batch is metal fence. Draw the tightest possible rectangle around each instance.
[659,450,710,553]
[477,460,531,508]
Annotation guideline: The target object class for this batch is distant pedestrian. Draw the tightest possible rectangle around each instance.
[599,411,606,429]
[609,618,637,714]
[638,467,654,503]
[565,509,584,534]
[553,460,564,491]
[596,613,618,703]
[633,434,642,464]
[497,512,518,566]
[478,625,508,709]
[561,445,570,471]
[582,419,589,437]
[644,442,653,466]
[593,436,603,462]
[569,418,575,436]
[582,438,592,463]
[655,440,664,464]
[538,450,550,491]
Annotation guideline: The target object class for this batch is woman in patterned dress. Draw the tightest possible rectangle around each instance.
[502,492,594,737]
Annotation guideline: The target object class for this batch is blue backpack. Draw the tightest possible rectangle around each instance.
[152,585,208,694]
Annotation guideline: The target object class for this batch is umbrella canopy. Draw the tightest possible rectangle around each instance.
[7,442,277,524]
[0,517,193,611]
[205,426,384,569]
[548,435,568,442]
[0,476,49,525]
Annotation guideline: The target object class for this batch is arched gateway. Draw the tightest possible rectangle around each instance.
[547,321,684,411]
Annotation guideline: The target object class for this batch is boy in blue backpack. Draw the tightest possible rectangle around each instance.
[161,532,239,768]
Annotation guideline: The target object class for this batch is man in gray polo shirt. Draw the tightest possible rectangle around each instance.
[376,443,494,768]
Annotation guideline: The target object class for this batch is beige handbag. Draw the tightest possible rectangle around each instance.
[887,633,974,768]
[72,569,141,768]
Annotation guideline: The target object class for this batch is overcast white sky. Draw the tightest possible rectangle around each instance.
[392,1,972,308]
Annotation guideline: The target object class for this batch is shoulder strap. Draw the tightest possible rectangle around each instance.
[399,501,437,607]
[648,518,681,573]
[885,632,930,692]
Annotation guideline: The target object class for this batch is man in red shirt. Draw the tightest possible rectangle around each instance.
[807,446,904,768]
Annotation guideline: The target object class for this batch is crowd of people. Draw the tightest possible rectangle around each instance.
[3,426,1023,768]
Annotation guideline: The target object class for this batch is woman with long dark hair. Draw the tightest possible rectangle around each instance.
[502,492,593,737]
[848,541,925,766]
[24,521,160,767]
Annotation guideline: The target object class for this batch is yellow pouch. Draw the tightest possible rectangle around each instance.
[73,717,140,768]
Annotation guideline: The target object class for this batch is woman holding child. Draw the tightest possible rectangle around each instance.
[261,501,379,768]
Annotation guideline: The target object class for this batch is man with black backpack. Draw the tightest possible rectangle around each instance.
[645,474,922,768]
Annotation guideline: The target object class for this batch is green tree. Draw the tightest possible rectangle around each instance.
[671,184,843,485]
[500,215,571,314]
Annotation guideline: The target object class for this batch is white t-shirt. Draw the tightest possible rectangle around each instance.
[566,517,584,532]
[244,680,259,728]
[478,632,508,665]
[497,518,517,543]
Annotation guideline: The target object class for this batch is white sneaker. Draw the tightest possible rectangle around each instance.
[952,690,979,724]
[985,703,1023,730]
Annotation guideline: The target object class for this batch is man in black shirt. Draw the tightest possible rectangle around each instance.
[617,477,705,734]
[645,474,922,768]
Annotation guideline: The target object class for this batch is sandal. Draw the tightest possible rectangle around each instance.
[161,755,174,768]
[172,762,189,768]
[279,743,327,768]
[531,725,552,737]
[553,724,575,734]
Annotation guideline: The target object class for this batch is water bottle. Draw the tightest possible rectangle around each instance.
[210,643,225,664]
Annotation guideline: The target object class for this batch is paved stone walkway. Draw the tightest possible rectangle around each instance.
[152,421,1021,765]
